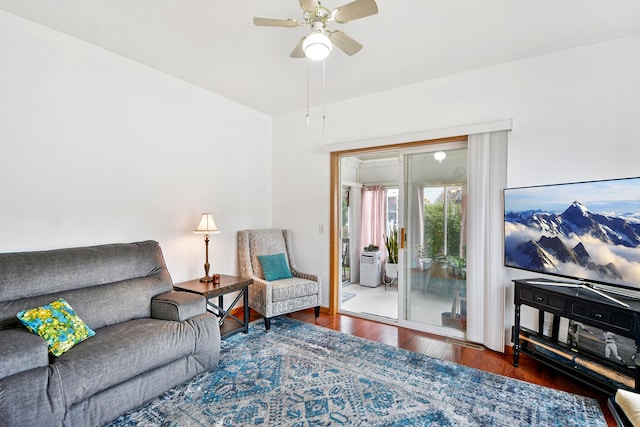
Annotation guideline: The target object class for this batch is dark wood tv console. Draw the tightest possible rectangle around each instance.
[512,278,640,394]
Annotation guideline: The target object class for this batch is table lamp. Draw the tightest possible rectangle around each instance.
[194,213,220,282]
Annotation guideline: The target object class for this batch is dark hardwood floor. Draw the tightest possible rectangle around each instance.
[247,308,617,426]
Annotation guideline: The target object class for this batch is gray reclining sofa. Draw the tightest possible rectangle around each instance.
[0,240,220,426]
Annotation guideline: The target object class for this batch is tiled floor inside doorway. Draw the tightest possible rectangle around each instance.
[340,281,461,328]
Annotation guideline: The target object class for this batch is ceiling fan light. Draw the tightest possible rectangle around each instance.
[433,151,447,163]
[303,32,332,60]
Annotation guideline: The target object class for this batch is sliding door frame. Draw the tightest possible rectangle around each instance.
[328,135,467,314]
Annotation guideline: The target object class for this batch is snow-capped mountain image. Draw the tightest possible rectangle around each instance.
[504,178,640,288]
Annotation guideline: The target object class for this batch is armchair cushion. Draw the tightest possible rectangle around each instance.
[248,229,290,279]
[258,253,292,281]
[271,277,319,303]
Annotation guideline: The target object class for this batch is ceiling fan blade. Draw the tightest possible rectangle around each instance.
[253,17,299,27]
[332,0,378,24]
[290,37,306,58]
[299,0,320,13]
[328,30,363,56]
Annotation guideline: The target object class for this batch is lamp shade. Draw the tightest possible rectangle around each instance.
[303,32,332,61]
[194,213,220,234]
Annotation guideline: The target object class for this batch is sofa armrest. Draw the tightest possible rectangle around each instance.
[0,328,49,379]
[0,366,65,426]
[151,291,206,321]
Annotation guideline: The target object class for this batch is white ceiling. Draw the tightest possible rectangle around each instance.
[1,1,639,116]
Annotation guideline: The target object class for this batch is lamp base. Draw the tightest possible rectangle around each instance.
[199,275,213,283]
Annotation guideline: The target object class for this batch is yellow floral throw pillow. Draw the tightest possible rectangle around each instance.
[17,299,95,357]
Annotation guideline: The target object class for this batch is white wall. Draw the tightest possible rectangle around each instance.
[272,35,640,333]
[0,11,272,283]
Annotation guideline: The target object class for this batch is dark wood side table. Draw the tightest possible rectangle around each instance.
[174,275,253,339]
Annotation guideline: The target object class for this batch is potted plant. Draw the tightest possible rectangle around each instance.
[430,254,466,280]
[384,226,398,279]
[435,254,467,329]
[445,255,466,280]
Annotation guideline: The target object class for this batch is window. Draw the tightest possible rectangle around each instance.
[423,185,466,259]
[386,188,398,234]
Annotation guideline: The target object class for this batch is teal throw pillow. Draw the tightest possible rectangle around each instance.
[258,253,292,281]
[17,298,96,357]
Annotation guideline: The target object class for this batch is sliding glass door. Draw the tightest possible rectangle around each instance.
[338,142,468,337]
[401,146,468,333]
[402,144,467,335]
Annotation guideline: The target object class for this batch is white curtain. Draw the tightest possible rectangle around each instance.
[466,131,508,352]
[411,185,424,269]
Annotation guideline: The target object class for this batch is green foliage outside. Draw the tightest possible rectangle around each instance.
[421,187,466,278]
[423,202,461,257]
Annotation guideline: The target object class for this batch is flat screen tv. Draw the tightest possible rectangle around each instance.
[504,177,640,293]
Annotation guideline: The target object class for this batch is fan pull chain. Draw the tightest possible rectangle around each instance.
[322,58,326,136]
[303,57,327,134]
[306,57,311,126]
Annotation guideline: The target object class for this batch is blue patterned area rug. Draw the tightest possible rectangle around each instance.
[108,317,606,426]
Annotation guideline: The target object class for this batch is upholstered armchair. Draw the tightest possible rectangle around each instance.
[238,229,321,330]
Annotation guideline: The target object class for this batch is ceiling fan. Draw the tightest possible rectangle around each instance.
[253,0,379,61]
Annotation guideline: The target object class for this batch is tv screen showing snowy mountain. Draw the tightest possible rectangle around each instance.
[504,177,640,291]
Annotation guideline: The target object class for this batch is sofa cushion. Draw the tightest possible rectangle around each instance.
[0,241,173,329]
[0,328,49,378]
[0,277,164,330]
[17,299,95,357]
[271,277,319,303]
[52,318,196,406]
[258,253,292,281]
[0,241,171,300]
